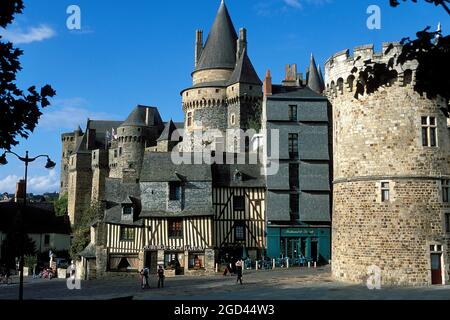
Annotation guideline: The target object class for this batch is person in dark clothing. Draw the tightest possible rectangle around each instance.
[235,259,243,285]
[157,265,165,288]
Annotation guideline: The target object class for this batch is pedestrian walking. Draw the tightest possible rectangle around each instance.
[140,267,150,289]
[235,258,243,285]
[157,265,165,288]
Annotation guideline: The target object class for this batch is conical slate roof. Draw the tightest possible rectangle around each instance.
[307,54,322,93]
[121,105,163,127]
[195,1,238,71]
[157,119,177,141]
[228,49,262,86]
[318,64,325,92]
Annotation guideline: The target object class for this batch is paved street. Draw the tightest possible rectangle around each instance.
[1,266,449,300]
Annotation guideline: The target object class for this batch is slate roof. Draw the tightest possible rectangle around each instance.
[270,85,326,99]
[140,153,212,182]
[212,163,266,187]
[0,202,71,234]
[79,243,96,259]
[157,119,177,142]
[75,120,123,153]
[228,49,262,86]
[195,1,238,71]
[121,105,163,127]
[140,210,214,218]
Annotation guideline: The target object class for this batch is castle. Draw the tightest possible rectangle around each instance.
[61,1,449,285]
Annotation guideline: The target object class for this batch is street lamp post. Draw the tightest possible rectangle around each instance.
[0,150,56,301]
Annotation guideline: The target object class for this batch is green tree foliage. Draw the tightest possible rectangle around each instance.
[0,0,56,151]
[69,202,104,260]
[53,194,68,217]
[247,101,262,132]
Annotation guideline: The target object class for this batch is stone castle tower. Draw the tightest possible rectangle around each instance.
[181,0,262,149]
[325,43,450,285]
[60,126,83,197]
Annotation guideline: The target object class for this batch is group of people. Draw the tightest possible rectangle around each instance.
[223,258,244,285]
[140,265,165,289]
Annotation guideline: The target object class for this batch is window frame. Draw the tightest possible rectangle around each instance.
[169,182,182,201]
[288,133,299,159]
[445,212,450,233]
[381,181,390,202]
[421,116,437,147]
[168,219,183,239]
[442,179,449,203]
[120,227,135,242]
[233,195,245,212]
[122,204,133,216]
[288,105,298,122]
[187,112,193,127]
[234,221,246,241]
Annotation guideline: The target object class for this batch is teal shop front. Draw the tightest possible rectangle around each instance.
[267,227,331,264]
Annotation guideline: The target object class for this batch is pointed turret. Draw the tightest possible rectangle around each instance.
[195,0,238,71]
[307,54,322,94]
[228,49,262,86]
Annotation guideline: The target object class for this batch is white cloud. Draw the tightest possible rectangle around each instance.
[284,0,302,9]
[0,170,59,194]
[0,24,56,44]
[39,98,119,131]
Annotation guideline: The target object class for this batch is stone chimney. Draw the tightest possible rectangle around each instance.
[15,180,26,203]
[195,30,203,68]
[264,69,272,97]
[237,28,247,60]
[282,64,302,87]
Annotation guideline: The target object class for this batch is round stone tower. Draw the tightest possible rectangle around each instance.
[60,126,82,196]
[325,43,450,286]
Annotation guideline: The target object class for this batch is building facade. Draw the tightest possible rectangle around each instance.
[325,43,450,285]
[262,59,332,264]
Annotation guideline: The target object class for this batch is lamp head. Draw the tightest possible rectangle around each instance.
[0,153,7,166]
[45,158,56,169]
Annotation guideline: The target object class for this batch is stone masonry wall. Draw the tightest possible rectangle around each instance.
[326,43,450,286]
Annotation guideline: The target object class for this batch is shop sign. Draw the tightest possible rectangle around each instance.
[144,245,205,252]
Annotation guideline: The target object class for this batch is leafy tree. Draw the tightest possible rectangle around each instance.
[69,201,104,260]
[0,0,56,151]
[247,100,262,132]
[350,2,449,116]
[389,0,450,14]
[53,193,68,217]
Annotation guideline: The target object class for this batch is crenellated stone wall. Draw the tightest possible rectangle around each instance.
[326,43,450,286]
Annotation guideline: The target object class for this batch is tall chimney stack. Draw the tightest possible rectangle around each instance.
[15,180,26,203]
[195,30,203,68]
[237,28,247,60]
[264,69,272,97]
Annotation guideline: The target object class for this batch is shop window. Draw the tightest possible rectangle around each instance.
[188,254,205,269]
[168,219,183,238]
[233,196,245,211]
[234,221,246,241]
[120,227,135,241]
[169,182,182,201]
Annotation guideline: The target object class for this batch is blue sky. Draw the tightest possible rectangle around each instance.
[0,0,448,194]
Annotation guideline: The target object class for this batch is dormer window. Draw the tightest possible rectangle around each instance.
[234,170,242,182]
[122,204,133,216]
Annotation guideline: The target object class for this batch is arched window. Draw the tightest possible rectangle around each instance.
[337,78,344,95]
[347,75,355,92]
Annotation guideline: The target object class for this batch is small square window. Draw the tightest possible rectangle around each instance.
[168,219,183,238]
[430,245,436,252]
[122,205,133,215]
[120,227,135,241]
